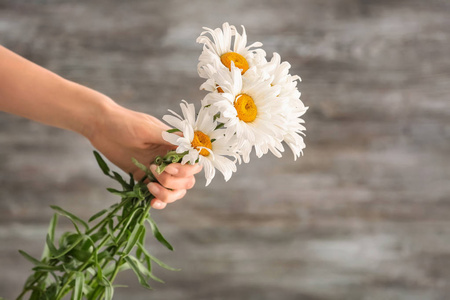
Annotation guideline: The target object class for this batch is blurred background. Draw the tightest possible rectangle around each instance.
[1,0,450,299]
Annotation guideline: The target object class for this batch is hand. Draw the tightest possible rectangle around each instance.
[87,102,202,209]
[0,46,201,209]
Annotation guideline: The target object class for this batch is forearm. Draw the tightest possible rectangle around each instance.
[0,45,117,138]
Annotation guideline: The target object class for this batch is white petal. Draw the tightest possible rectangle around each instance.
[162,131,181,146]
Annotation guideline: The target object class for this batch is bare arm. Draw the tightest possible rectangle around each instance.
[0,45,200,209]
[0,45,113,136]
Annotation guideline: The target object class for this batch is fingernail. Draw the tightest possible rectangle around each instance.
[148,182,159,196]
[153,201,164,209]
[165,165,179,175]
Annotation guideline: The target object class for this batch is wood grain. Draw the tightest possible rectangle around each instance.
[1,0,450,299]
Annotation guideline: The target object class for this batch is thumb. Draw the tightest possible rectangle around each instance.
[149,124,184,150]
[144,114,185,148]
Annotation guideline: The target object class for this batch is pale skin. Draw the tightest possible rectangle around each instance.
[0,45,201,209]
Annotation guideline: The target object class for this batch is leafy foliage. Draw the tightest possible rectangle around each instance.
[16,151,183,300]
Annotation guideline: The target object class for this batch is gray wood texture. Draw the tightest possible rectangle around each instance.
[1,0,450,299]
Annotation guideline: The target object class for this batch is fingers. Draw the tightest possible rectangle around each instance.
[148,182,187,204]
[150,164,201,190]
[150,198,167,210]
[147,163,202,209]
[162,163,203,180]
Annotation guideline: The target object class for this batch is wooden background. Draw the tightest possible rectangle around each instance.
[1,0,450,299]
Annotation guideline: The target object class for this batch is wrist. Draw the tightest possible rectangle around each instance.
[64,80,120,140]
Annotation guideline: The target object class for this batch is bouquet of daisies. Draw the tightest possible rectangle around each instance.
[15,23,306,300]
[162,22,307,184]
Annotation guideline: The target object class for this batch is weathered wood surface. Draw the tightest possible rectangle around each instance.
[1,0,450,299]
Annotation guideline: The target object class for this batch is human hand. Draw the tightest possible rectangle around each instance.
[0,46,201,209]
[86,101,202,209]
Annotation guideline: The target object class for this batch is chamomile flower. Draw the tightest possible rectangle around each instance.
[202,64,286,163]
[162,101,238,186]
[281,87,307,160]
[283,106,307,160]
[196,22,266,80]
[258,53,308,159]
[258,53,300,97]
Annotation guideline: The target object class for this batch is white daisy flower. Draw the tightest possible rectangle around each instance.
[247,52,307,160]
[196,22,266,80]
[283,106,307,160]
[261,53,308,160]
[282,89,307,160]
[202,64,286,163]
[258,53,300,97]
[162,101,239,186]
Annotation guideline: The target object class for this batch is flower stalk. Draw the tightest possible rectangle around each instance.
[16,151,183,300]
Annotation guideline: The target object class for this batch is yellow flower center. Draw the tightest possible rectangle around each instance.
[191,131,212,156]
[220,52,249,74]
[234,94,257,123]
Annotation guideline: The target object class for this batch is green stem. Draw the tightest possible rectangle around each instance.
[86,200,127,235]
[90,201,152,299]
[16,258,59,299]
[55,201,133,300]
[18,151,183,299]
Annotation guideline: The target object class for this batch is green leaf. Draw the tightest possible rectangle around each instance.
[94,151,111,176]
[82,283,94,297]
[90,227,107,243]
[24,272,42,287]
[44,283,58,300]
[129,173,135,188]
[137,242,180,271]
[115,208,143,243]
[32,265,64,272]
[70,248,91,262]
[59,231,73,248]
[123,224,144,255]
[62,259,81,272]
[50,205,89,232]
[133,184,142,199]
[106,188,124,196]
[102,261,130,277]
[107,219,115,237]
[97,250,112,263]
[45,234,59,257]
[102,276,114,300]
[52,235,84,259]
[167,128,181,133]
[88,209,108,223]
[106,188,136,198]
[124,256,153,289]
[147,217,174,251]
[42,213,58,260]
[132,157,157,182]
[18,250,41,266]
[95,260,103,283]
[29,288,43,300]
[131,158,150,174]
[73,272,84,300]
[128,255,164,284]
[113,171,130,189]
[136,226,147,260]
